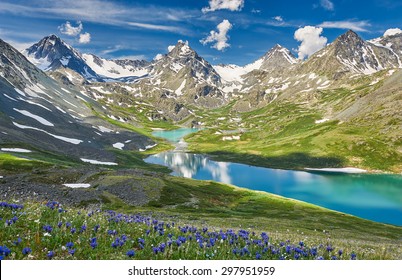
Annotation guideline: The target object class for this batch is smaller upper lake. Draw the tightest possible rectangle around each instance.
[152,128,199,143]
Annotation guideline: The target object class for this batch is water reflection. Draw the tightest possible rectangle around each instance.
[145,152,402,225]
[151,152,232,184]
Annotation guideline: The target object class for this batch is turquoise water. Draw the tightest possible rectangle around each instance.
[147,128,402,225]
[152,128,200,143]
[145,151,402,226]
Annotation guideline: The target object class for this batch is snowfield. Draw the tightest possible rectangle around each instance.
[80,158,118,165]
[1,148,32,153]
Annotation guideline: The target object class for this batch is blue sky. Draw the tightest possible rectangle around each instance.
[0,0,401,65]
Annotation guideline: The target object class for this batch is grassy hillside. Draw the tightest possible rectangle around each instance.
[0,162,401,260]
[186,87,402,173]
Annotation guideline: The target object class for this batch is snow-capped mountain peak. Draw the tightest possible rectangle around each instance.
[24,34,98,80]
[333,30,401,74]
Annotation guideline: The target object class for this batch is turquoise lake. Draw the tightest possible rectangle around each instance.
[146,129,402,226]
[152,128,200,143]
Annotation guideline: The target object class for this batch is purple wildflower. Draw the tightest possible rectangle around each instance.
[126,250,135,258]
[90,237,98,249]
[43,225,53,233]
[47,251,55,259]
[22,247,31,255]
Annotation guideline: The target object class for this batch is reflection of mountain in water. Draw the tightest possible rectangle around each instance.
[144,151,402,225]
[146,152,232,184]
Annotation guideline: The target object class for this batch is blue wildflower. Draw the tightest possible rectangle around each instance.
[93,225,100,232]
[66,242,74,249]
[66,222,71,228]
[351,253,357,260]
[47,251,55,259]
[43,225,53,233]
[310,247,318,256]
[152,247,159,254]
[326,245,333,252]
[80,225,87,233]
[338,250,343,256]
[45,201,59,210]
[68,249,76,256]
[13,238,22,245]
[126,250,135,258]
[22,247,31,255]
[70,228,76,234]
[159,243,166,253]
[57,222,63,228]
[90,237,98,249]
[316,256,324,260]
[0,245,11,256]
[256,253,262,260]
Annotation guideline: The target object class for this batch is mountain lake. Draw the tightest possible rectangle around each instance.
[147,128,402,226]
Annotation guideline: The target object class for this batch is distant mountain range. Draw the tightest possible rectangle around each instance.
[20,31,402,109]
[1,30,401,171]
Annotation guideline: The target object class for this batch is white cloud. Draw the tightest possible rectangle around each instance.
[127,22,185,33]
[58,21,83,36]
[168,45,176,52]
[154,54,164,60]
[251,9,261,14]
[202,0,244,13]
[273,16,283,22]
[200,19,233,51]
[78,32,91,44]
[320,0,334,11]
[318,20,370,32]
[0,1,191,35]
[384,28,402,37]
[294,26,327,60]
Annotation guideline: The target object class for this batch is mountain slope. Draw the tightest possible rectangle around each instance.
[299,30,401,78]
[24,35,99,80]
[82,53,150,80]
[1,38,154,164]
[24,35,152,83]
[135,40,226,109]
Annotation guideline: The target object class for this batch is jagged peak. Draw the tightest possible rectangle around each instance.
[36,34,65,46]
[168,40,195,57]
[261,43,298,65]
[26,34,82,59]
[335,29,364,44]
